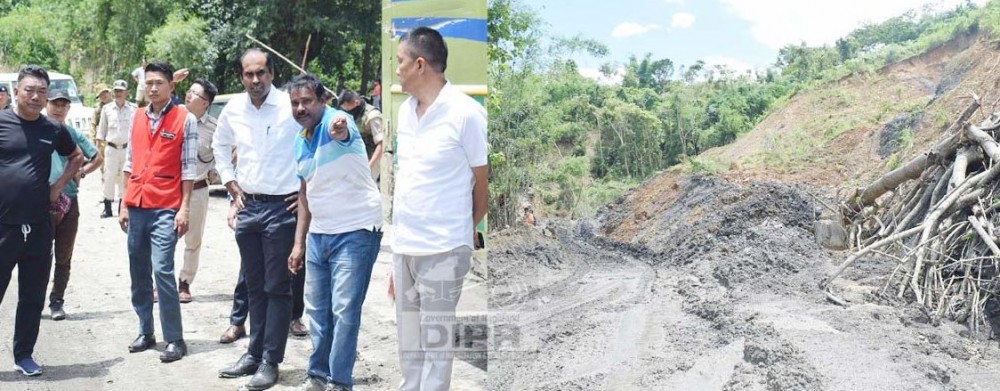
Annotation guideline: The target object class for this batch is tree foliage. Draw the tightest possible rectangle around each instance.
[145,11,213,90]
[0,5,65,71]
[0,0,380,98]
[488,0,996,229]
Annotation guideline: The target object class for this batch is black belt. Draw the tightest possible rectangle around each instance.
[107,142,128,149]
[244,192,296,202]
[192,179,211,190]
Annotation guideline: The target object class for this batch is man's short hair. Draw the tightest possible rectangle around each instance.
[192,78,218,105]
[18,65,50,85]
[338,89,360,104]
[236,48,276,76]
[399,27,448,73]
[284,73,325,99]
[144,61,175,81]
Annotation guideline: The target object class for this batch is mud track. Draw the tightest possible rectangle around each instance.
[489,176,1000,390]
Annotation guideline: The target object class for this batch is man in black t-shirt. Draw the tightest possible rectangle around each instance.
[0,65,83,377]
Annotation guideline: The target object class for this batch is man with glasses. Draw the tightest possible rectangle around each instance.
[176,78,219,303]
[0,65,83,376]
[96,79,136,218]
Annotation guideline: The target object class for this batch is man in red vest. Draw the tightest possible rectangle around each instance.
[118,61,197,363]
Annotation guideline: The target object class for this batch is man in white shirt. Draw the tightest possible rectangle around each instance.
[96,79,136,218]
[391,27,488,391]
[213,48,301,391]
[131,59,147,106]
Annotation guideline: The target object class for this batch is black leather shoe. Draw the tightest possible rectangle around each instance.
[159,340,187,363]
[246,361,279,390]
[128,334,155,353]
[219,353,260,378]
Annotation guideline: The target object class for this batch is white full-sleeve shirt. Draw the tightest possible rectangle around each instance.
[211,86,300,195]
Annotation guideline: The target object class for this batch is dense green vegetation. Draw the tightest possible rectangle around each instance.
[0,0,379,98]
[487,0,1000,230]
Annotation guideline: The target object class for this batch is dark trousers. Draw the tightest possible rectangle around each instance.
[235,198,296,364]
[230,261,305,326]
[50,196,80,304]
[230,267,248,326]
[0,221,54,361]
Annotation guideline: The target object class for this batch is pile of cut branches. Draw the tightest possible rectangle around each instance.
[822,95,1000,332]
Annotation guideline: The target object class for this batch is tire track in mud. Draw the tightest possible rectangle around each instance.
[493,176,1000,390]
[490,178,831,391]
[491,225,659,390]
[490,222,813,391]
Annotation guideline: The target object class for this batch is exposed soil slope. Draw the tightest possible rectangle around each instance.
[490,32,1000,390]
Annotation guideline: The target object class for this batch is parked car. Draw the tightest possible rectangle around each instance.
[208,93,237,118]
[0,72,94,131]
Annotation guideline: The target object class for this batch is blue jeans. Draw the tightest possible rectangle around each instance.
[305,229,382,388]
[127,207,183,342]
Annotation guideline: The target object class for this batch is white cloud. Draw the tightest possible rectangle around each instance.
[611,22,661,38]
[671,12,696,29]
[703,56,758,78]
[720,0,988,50]
[579,66,625,86]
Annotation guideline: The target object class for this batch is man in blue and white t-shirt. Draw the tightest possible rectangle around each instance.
[285,73,383,391]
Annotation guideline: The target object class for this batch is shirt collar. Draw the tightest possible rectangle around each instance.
[197,111,211,124]
[245,85,280,109]
[145,100,174,119]
[408,80,453,114]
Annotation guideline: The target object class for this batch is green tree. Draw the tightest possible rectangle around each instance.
[144,11,213,90]
[488,0,542,72]
[0,5,65,71]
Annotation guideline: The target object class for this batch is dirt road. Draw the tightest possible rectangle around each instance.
[0,177,485,390]
[489,176,1000,390]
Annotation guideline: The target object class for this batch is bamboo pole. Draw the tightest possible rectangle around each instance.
[244,33,336,97]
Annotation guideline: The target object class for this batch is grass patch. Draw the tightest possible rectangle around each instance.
[757,127,818,171]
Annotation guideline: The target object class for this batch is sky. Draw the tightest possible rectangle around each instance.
[533,0,987,83]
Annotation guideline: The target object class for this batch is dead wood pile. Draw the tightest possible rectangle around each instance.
[822,95,1000,332]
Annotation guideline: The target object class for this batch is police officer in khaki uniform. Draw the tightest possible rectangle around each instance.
[338,89,384,181]
[91,84,112,144]
[96,79,136,218]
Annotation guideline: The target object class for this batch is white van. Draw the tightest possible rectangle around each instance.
[0,72,94,131]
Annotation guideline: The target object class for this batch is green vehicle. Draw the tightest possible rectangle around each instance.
[379,0,488,247]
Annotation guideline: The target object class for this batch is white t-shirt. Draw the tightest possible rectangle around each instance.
[131,67,144,91]
[391,82,488,256]
[295,107,381,234]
